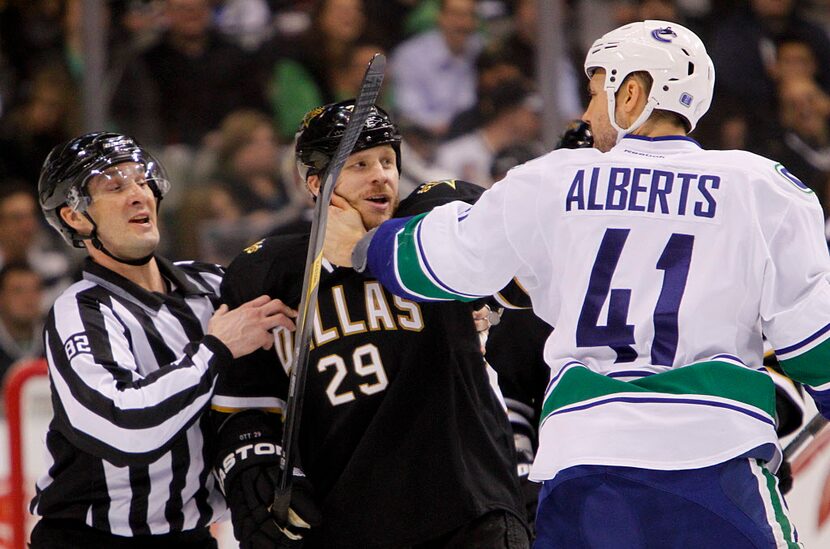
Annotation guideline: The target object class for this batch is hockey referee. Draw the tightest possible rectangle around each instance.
[28,132,296,548]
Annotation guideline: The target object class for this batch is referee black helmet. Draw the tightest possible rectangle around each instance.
[38,132,170,248]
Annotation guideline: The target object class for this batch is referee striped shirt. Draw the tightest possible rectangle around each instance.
[31,256,230,537]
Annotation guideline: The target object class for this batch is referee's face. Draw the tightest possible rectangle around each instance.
[85,162,161,259]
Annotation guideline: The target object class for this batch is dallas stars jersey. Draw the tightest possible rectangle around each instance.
[213,206,523,545]
[365,135,830,481]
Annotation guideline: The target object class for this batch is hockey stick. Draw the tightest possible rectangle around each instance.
[783,412,829,460]
[272,53,386,523]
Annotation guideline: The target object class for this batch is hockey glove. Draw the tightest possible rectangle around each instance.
[506,398,541,531]
[775,458,793,495]
[215,410,321,548]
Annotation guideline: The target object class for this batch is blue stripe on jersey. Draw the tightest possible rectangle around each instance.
[367,216,425,301]
[413,216,480,300]
[367,215,477,302]
[607,370,657,379]
[547,394,776,426]
[776,321,830,356]
[541,361,776,425]
[779,336,830,387]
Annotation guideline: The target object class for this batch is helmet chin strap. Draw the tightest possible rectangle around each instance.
[80,212,154,266]
[606,89,659,144]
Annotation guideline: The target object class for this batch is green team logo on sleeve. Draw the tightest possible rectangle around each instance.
[774,163,812,193]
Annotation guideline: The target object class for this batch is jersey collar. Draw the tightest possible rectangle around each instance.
[613,134,703,155]
[82,256,211,312]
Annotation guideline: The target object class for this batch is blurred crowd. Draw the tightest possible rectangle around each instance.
[1,0,830,385]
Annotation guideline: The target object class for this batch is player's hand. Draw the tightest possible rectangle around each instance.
[323,193,366,267]
[228,465,320,548]
[209,296,297,358]
[216,411,321,548]
[473,305,492,354]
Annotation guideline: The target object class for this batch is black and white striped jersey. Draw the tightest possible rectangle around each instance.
[30,256,231,537]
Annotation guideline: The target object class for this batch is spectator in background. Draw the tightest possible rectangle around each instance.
[444,48,524,140]
[332,40,389,105]
[0,182,76,311]
[214,0,274,51]
[709,0,830,146]
[268,0,367,139]
[0,262,44,383]
[362,0,425,51]
[435,77,543,188]
[391,0,483,139]
[763,76,830,215]
[0,64,79,186]
[768,33,822,84]
[175,183,246,264]
[110,0,267,148]
[494,0,583,122]
[0,0,66,95]
[213,110,295,219]
[176,109,305,264]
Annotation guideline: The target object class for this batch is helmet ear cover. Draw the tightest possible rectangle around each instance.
[294,99,402,180]
[584,20,715,136]
[38,132,169,248]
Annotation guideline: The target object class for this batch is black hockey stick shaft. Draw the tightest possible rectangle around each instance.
[272,53,386,522]
[783,412,829,460]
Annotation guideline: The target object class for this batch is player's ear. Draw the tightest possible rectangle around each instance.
[620,78,640,111]
[306,174,321,198]
[59,205,92,233]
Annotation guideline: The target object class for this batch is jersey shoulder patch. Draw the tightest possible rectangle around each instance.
[773,162,812,193]
[222,234,308,307]
[397,179,485,217]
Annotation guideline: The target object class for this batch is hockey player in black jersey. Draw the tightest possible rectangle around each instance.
[212,100,528,548]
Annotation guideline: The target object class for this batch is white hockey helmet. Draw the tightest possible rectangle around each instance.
[584,20,715,137]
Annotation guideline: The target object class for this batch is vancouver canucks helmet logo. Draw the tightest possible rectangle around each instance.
[651,27,677,43]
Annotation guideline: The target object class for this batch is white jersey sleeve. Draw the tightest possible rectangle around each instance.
[756,165,830,416]
[366,135,830,477]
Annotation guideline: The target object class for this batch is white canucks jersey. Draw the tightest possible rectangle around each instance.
[365,135,830,480]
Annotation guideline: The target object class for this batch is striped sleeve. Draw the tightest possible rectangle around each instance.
[46,283,232,466]
[366,179,525,302]
[760,195,830,418]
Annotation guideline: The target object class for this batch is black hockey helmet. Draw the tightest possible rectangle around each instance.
[295,99,402,180]
[38,131,170,248]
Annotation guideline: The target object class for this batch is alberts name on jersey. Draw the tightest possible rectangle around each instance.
[565,166,720,219]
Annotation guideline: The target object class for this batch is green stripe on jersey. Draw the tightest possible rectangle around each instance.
[759,462,800,547]
[779,337,830,386]
[541,361,776,420]
[395,214,477,302]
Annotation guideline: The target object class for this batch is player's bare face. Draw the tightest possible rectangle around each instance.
[86,162,160,258]
[335,145,399,230]
[582,71,618,153]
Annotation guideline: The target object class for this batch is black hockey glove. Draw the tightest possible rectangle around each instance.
[555,120,594,150]
[775,458,793,495]
[215,411,321,548]
[506,398,541,531]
